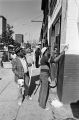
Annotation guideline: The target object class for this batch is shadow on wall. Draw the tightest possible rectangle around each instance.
[63,118,77,120]
[70,100,79,119]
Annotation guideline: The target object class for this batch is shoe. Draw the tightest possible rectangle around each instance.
[25,96,29,100]
[18,101,22,106]
[25,96,32,100]
[39,104,49,110]
[45,107,49,111]
[18,97,22,106]
[28,96,32,100]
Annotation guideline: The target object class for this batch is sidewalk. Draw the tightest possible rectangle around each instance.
[16,83,76,120]
[15,67,78,120]
[49,88,74,120]
[16,88,53,120]
[0,66,53,120]
[0,67,19,120]
[0,65,78,120]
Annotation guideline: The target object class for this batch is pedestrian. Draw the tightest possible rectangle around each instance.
[11,47,29,105]
[35,46,41,68]
[38,45,68,110]
[38,47,50,110]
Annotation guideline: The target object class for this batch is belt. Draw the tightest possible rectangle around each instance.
[24,71,29,76]
[41,69,49,73]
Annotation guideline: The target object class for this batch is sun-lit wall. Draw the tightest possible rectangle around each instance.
[66,0,79,54]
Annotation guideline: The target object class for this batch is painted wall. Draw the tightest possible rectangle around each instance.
[58,0,79,103]
[66,0,79,54]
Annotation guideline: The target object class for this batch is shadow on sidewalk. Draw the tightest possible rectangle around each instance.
[28,75,40,96]
[70,100,79,119]
[63,118,77,120]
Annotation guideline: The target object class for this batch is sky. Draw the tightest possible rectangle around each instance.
[0,0,43,43]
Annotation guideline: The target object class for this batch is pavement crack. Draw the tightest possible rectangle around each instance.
[0,81,12,95]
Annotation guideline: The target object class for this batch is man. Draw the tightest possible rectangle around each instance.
[11,47,29,105]
[38,47,50,110]
[38,45,68,110]
[35,46,41,68]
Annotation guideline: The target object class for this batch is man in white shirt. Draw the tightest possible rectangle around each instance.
[12,47,29,105]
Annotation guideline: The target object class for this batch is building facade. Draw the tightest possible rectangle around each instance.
[41,0,79,104]
[0,16,6,43]
[15,34,24,45]
[41,0,49,47]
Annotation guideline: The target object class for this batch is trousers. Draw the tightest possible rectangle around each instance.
[38,72,49,109]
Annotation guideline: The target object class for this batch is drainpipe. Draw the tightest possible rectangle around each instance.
[48,0,50,46]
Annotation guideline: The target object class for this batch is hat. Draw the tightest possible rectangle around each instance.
[41,47,47,55]
[15,47,22,54]
[36,45,39,48]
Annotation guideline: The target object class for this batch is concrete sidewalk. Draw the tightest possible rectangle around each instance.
[15,84,76,120]
[16,87,53,120]
[0,66,78,120]
[0,67,19,120]
[0,67,53,120]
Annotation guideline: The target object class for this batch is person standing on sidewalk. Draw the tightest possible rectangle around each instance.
[11,47,29,105]
[38,45,68,110]
[35,46,41,68]
[38,47,50,109]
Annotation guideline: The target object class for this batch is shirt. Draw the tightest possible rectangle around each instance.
[40,56,50,68]
[40,55,50,73]
[19,58,28,73]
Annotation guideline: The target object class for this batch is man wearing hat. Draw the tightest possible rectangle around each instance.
[38,47,50,109]
[38,45,68,110]
[11,47,29,105]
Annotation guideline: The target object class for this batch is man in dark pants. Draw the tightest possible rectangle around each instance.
[35,47,41,68]
[38,47,50,110]
[38,45,68,110]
